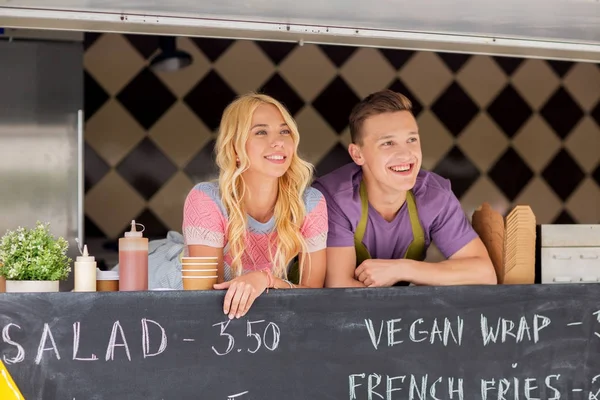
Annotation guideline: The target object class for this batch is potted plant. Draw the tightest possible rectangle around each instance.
[0,221,72,292]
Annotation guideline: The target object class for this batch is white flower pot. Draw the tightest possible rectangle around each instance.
[5,280,59,293]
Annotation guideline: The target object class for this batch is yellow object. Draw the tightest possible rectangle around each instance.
[0,360,24,399]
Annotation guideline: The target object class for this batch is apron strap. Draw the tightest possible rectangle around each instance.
[404,190,426,261]
[354,180,426,267]
[354,180,372,267]
[285,181,426,285]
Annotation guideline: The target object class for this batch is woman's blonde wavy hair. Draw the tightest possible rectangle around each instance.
[215,92,315,281]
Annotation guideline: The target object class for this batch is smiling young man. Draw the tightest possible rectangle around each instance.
[312,90,496,288]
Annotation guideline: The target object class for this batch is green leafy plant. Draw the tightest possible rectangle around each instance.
[0,222,72,281]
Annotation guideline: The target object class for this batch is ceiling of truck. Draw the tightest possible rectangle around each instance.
[1,0,599,61]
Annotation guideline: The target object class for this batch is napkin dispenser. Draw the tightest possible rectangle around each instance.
[541,224,600,284]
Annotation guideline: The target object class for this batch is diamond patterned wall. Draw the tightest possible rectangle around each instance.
[83,33,600,242]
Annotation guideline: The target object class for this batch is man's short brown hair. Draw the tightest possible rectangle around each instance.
[349,89,413,144]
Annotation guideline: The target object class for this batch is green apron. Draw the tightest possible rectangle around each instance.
[354,180,426,286]
[288,181,426,285]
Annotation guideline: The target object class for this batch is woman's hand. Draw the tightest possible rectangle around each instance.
[213,271,270,319]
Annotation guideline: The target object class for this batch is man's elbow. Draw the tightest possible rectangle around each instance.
[325,276,362,288]
[325,279,351,288]
[477,257,498,285]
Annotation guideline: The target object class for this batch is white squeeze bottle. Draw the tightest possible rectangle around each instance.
[118,220,149,291]
[74,244,97,292]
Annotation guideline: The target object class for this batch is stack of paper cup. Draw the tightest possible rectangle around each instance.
[181,257,218,290]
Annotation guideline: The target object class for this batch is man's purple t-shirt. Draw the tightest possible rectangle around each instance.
[312,162,477,260]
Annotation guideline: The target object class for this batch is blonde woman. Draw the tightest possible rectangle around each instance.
[182,93,328,319]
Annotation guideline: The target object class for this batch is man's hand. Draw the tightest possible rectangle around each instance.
[355,259,403,287]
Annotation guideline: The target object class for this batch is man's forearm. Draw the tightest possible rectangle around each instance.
[400,257,497,286]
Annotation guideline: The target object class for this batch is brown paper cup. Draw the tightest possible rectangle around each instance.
[97,280,119,292]
[182,262,218,273]
[96,269,119,292]
[182,269,218,278]
[182,262,218,267]
[182,276,217,290]
[181,260,218,290]
[181,256,218,263]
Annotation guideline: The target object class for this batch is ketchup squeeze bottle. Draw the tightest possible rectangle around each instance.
[118,220,148,291]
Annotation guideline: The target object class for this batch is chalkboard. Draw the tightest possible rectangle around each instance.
[1,284,600,400]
